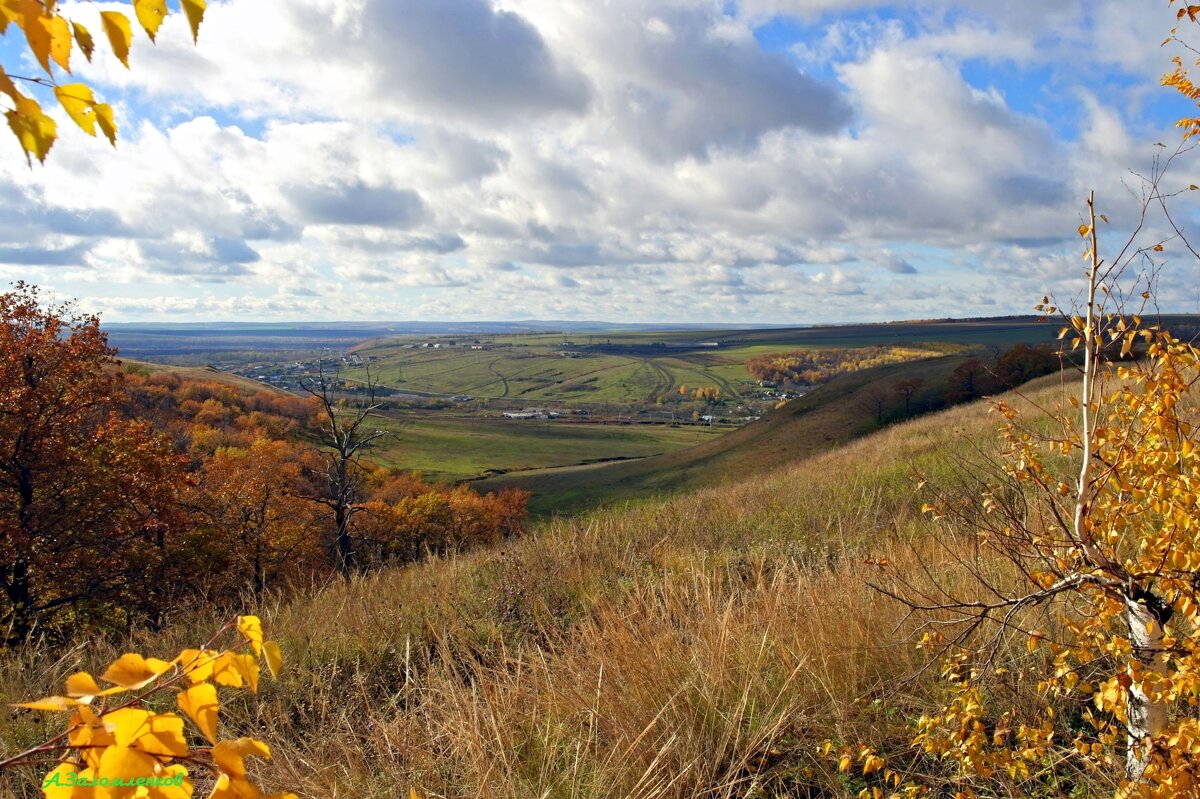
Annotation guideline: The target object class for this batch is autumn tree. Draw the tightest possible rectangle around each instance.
[188,438,325,599]
[0,283,189,642]
[300,357,388,575]
[994,341,1060,388]
[944,357,990,403]
[1,0,208,164]
[858,384,891,424]
[864,147,1200,799]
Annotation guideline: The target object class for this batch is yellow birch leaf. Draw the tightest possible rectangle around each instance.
[72,20,94,61]
[95,745,158,799]
[41,763,78,799]
[42,13,71,73]
[1078,224,1090,237]
[149,764,193,799]
[94,102,116,146]
[69,706,115,769]
[6,95,56,164]
[65,671,103,698]
[176,648,221,683]
[102,653,173,689]
[55,82,96,136]
[207,773,241,799]
[133,0,166,42]
[104,707,153,746]
[177,682,219,743]
[229,652,260,693]
[212,737,271,780]
[209,652,265,693]
[19,1,54,74]
[0,64,20,103]
[101,11,132,68]
[237,615,264,655]
[180,0,205,43]
[262,640,282,678]
[14,694,80,711]
[134,712,188,757]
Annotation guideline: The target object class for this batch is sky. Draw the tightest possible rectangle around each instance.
[1,0,1199,324]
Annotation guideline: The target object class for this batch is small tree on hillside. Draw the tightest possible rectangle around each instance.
[873,173,1200,795]
[300,356,388,575]
[893,377,924,417]
[944,357,990,403]
[863,8,1200,791]
[859,384,892,424]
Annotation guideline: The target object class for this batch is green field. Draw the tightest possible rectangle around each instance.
[367,414,724,483]
[473,352,1041,515]
[355,345,759,403]
[352,317,1065,405]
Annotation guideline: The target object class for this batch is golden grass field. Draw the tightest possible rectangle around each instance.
[0,371,1098,799]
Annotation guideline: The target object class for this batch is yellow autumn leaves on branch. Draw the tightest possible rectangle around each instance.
[4,615,293,799]
[0,0,207,164]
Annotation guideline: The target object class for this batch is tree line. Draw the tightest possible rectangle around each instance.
[0,284,529,644]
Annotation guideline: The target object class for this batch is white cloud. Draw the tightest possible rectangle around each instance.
[1,0,1196,323]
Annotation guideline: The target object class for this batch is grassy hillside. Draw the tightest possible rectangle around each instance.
[475,353,1029,515]
[0,374,1081,799]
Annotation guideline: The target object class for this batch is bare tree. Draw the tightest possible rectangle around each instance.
[858,384,891,424]
[300,354,388,576]
[893,377,924,416]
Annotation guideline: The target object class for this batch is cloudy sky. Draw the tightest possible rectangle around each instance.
[1,0,1199,323]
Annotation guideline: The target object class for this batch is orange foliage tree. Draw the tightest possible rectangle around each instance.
[358,467,530,563]
[188,438,326,600]
[0,283,190,642]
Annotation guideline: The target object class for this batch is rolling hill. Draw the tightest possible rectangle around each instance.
[473,352,1058,514]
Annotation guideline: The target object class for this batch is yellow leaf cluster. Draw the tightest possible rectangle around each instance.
[0,0,207,163]
[9,616,293,799]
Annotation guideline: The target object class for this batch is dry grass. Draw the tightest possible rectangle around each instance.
[0,376,1083,798]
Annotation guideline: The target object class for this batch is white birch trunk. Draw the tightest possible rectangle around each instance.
[1125,599,1167,781]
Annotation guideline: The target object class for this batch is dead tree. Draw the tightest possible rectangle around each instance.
[300,355,387,576]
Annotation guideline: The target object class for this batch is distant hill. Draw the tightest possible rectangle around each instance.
[102,320,761,358]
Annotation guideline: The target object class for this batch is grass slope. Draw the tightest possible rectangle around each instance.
[0,374,1075,799]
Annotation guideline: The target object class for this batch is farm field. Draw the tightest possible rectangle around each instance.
[365,413,725,483]
[474,351,1034,515]
[352,316,1065,405]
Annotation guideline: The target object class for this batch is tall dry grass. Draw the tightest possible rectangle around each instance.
[0,376,1086,798]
